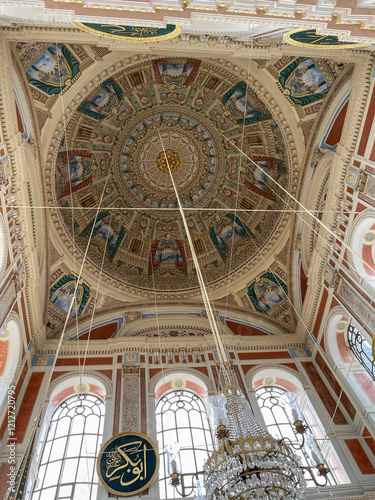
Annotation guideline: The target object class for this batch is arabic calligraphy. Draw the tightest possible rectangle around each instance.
[284,28,372,49]
[106,441,147,486]
[130,27,158,37]
[97,25,158,37]
[97,431,159,496]
[291,30,353,46]
[73,22,182,42]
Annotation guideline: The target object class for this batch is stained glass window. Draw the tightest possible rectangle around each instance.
[155,389,213,499]
[32,393,105,500]
[347,324,375,381]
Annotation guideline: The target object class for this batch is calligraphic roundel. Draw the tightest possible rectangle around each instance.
[97,432,160,496]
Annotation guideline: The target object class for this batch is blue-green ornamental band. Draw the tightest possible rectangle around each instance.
[97,432,160,496]
[73,22,182,42]
[284,28,372,49]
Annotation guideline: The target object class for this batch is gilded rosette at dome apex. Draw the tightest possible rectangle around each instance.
[53,58,289,291]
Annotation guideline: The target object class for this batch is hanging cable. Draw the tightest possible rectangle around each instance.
[158,130,234,387]
[5,165,112,500]
[221,134,375,281]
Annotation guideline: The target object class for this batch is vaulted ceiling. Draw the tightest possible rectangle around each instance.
[4,9,373,353]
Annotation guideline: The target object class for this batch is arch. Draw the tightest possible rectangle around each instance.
[155,388,213,499]
[0,314,23,407]
[12,69,36,142]
[348,210,375,291]
[300,151,334,272]
[31,372,111,498]
[313,78,351,153]
[251,365,349,486]
[149,367,215,396]
[47,370,113,401]
[324,308,353,369]
[245,364,309,391]
[31,392,106,500]
[320,93,350,151]
[325,309,375,409]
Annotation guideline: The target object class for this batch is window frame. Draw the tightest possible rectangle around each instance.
[155,388,213,499]
[31,392,105,500]
[347,323,375,381]
[255,384,337,488]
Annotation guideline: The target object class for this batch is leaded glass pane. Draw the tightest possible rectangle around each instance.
[32,393,105,500]
[347,324,375,381]
[156,389,213,499]
[256,386,334,487]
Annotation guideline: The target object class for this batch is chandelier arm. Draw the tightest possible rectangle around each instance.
[212,469,302,496]
[171,471,204,497]
[300,466,329,487]
[277,433,306,451]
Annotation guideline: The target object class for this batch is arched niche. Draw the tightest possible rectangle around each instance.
[0,316,22,408]
[325,309,353,370]
[349,211,375,293]
[325,309,375,411]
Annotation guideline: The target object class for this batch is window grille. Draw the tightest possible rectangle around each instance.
[256,386,335,487]
[32,393,105,500]
[155,389,213,499]
[347,324,375,381]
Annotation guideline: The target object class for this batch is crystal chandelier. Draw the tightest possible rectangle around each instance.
[159,135,330,500]
[205,385,307,500]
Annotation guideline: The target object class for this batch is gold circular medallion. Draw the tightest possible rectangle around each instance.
[97,431,159,497]
[156,149,180,174]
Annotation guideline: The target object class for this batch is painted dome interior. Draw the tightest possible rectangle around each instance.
[54,58,289,291]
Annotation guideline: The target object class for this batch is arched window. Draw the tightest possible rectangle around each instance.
[326,311,375,412]
[252,368,348,487]
[156,389,213,499]
[256,385,296,442]
[31,393,105,500]
[347,324,375,381]
[256,385,332,488]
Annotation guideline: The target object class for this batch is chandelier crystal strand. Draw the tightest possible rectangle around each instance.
[159,133,307,500]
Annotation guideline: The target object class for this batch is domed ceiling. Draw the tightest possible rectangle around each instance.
[53,57,290,291]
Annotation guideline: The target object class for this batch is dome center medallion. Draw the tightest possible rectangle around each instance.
[156,149,180,174]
